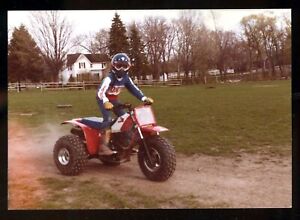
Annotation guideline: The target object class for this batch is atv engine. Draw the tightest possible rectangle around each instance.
[111,131,135,151]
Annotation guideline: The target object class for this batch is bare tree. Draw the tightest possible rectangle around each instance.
[241,14,266,77]
[271,14,291,78]
[231,34,249,74]
[282,15,291,68]
[93,29,110,54]
[30,11,74,81]
[241,14,286,79]
[192,25,216,83]
[141,16,168,79]
[74,29,109,54]
[212,29,237,80]
[257,15,278,78]
[161,22,176,79]
[73,33,95,53]
[210,10,238,81]
[173,11,199,78]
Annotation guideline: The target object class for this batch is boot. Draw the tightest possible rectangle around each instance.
[98,129,116,156]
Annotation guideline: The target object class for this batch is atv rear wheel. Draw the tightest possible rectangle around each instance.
[138,136,176,181]
[53,134,88,176]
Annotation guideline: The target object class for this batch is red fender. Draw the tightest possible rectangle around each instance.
[140,125,169,134]
[62,119,100,155]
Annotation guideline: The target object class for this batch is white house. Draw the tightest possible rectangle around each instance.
[60,53,110,83]
[208,69,220,76]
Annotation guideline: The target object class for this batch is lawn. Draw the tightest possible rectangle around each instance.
[8,80,291,156]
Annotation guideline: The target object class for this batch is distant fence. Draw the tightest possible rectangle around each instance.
[8,79,183,92]
[135,79,182,87]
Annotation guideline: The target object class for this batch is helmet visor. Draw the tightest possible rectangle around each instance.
[113,62,130,71]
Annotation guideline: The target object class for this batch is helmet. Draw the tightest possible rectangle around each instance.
[111,53,131,79]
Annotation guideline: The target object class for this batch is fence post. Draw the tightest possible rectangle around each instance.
[17,82,20,93]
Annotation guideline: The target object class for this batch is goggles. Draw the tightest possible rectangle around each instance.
[113,62,130,71]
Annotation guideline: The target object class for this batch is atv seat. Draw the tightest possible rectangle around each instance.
[80,117,109,130]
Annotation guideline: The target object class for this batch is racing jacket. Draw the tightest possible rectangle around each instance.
[97,71,145,103]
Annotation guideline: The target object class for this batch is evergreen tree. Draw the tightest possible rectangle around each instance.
[128,23,148,79]
[109,13,130,56]
[8,24,44,83]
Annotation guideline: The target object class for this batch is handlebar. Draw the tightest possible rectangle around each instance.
[111,102,152,111]
[114,103,133,110]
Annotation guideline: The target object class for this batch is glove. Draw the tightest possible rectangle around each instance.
[143,97,154,105]
[104,101,114,110]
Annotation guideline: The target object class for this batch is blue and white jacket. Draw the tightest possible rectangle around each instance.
[97,71,146,103]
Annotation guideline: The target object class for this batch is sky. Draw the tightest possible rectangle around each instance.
[8,9,291,37]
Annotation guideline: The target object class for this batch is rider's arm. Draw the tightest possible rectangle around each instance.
[125,76,146,101]
[97,76,111,103]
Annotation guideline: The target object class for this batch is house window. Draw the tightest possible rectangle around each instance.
[102,62,106,69]
[90,64,93,68]
[68,66,72,71]
[79,62,86,69]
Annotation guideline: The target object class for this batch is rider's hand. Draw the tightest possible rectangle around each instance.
[104,101,114,110]
[143,97,154,105]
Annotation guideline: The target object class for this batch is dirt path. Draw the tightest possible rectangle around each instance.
[8,120,291,209]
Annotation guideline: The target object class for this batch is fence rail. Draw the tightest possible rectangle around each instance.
[8,79,183,92]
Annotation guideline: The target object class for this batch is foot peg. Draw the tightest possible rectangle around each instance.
[98,144,117,156]
[98,150,117,156]
[131,148,139,154]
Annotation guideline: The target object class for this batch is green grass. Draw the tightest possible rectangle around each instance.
[8,80,291,156]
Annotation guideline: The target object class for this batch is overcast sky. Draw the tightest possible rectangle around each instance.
[8,9,291,37]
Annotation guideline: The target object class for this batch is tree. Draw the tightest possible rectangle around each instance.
[161,22,176,79]
[214,30,237,80]
[75,28,109,54]
[30,11,74,82]
[230,36,249,74]
[241,14,284,79]
[192,26,216,83]
[142,16,168,79]
[93,29,110,54]
[210,11,237,81]
[282,15,291,66]
[173,11,206,79]
[174,13,196,78]
[109,13,130,56]
[256,15,278,78]
[8,24,44,84]
[128,23,148,79]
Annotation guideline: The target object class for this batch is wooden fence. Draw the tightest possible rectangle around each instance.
[8,79,183,92]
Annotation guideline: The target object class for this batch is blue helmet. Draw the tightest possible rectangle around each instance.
[111,53,131,79]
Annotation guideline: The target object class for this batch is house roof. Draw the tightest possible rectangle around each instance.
[67,53,110,66]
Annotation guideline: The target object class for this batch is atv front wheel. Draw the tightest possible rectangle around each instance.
[138,136,176,181]
[53,134,88,176]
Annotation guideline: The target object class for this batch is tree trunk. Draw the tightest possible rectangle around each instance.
[248,50,254,81]
[52,71,59,82]
[275,45,284,78]
[153,60,159,80]
[270,58,276,79]
[17,80,21,93]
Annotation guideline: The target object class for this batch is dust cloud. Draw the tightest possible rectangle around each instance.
[8,119,66,208]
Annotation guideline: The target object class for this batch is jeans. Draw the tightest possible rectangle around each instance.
[96,97,126,129]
